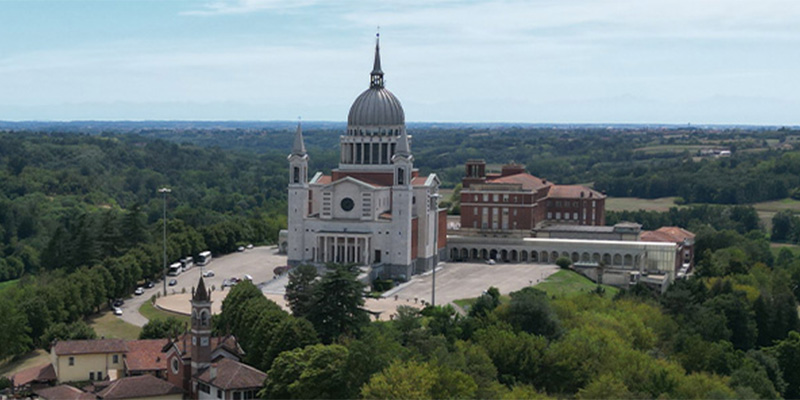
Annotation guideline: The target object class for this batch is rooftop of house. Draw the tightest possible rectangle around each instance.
[546,185,605,199]
[35,384,95,400]
[96,374,182,400]
[53,339,128,356]
[195,358,267,391]
[124,339,169,372]
[486,172,551,191]
[10,362,56,387]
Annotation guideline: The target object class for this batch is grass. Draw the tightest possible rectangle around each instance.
[771,243,800,258]
[536,270,619,298]
[633,145,708,154]
[139,300,191,326]
[452,270,618,313]
[0,278,19,294]
[0,350,50,378]
[87,311,141,340]
[605,197,679,212]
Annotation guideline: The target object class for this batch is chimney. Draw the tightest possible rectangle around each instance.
[210,365,217,380]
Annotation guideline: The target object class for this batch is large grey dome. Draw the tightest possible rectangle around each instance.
[347,87,405,127]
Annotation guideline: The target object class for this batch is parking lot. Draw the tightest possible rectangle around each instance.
[118,245,286,327]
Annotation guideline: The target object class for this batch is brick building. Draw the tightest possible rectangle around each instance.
[459,160,605,233]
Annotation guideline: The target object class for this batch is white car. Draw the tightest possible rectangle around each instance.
[203,270,215,278]
[243,274,253,281]
[134,287,144,295]
[113,307,123,316]
[486,259,496,265]
[238,246,245,252]
[246,244,254,249]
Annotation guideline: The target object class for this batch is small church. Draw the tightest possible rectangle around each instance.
[285,35,447,279]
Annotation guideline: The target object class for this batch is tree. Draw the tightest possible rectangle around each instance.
[469,286,501,318]
[216,280,264,333]
[0,296,31,359]
[768,330,800,399]
[577,374,634,400]
[771,210,796,242]
[285,264,318,318]
[474,325,547,386]
[505,287,562,340]
[139,317,184,339]
[556,256,572,270]
[260,344,349,399]
[40,321,96,350]
[261,317,319,372]
[360,359,477,400]
[305,264,369,343]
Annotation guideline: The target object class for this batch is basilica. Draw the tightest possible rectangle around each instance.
[285,36,446,279]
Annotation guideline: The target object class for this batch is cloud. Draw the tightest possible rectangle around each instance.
[180,0,317,16]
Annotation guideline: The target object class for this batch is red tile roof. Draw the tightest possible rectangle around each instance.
[125,339,169,372]
[35,384,95,400]
[96,374,182,399]
[10,363,56,386]
[196,358,266,390]
[54,339,128,356]
[656,226,695,240]
[316,175,332,184]
[641,230,677,243]
[411,176,428,186]
[487,172,550,191]
[643,227,694,243]
[546,185,605,199]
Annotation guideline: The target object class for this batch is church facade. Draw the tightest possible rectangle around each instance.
[285,36,446,279]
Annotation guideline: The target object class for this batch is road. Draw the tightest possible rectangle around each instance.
[118,245,288,327]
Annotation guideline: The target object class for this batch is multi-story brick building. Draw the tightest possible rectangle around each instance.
[459,160,605,233]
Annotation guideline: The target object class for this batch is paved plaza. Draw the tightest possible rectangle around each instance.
[141,246,560,324]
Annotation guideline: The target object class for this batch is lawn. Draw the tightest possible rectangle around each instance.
[0,279,18,294]
[536,270,619,299]
[87,311,141,340]
[749,198,800,233]
[452,270,618,313]
[139,300,190,326]
[771,243,800,258]
[0,349,50,378]
[605,197,679,212]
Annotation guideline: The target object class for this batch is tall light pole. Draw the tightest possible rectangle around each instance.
[430,193,441,306]
[159,187,171,296]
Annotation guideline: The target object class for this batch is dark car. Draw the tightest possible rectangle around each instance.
[145,281,155,289]
[168,279,178,286]
[112,299,124,307]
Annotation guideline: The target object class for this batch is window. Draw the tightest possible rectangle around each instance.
[201,337,209,346]
[397,168,405,185]
[503,194,509,202]
[473,207,478,215]
[513,209,517,216]
[474,195,478,202]
[547,212,552,219]
[218,389,223,399]
[97,371,102,380]
[592,201,596,207]
[293,166,299,183]
[199,383,211,394]
[90,372,95,381]
[493,194,499,202]
[573,201,578,207]
[234,392,241,400]
[69,357,74,366]
[573,213,578,220]
[483,194,488,202]
[556,212,561,219]
[172,358,180,374]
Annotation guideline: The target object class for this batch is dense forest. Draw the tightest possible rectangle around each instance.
[0,132,288,356]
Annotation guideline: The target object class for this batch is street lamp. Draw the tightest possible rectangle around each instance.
[159,187,171,296]
[430,193,441,306]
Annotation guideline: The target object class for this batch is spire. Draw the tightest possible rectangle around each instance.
[396,129,411,157]
[291,119,306,156]
[370,32,384,89]
[192,276,210,302]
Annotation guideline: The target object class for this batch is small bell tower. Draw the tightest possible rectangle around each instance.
[190,276,213,378]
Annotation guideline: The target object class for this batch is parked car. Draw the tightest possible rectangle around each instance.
[246,244,254,249]
[203,270,215,278]
[145,281,155,289]
[113,307,123,316]
[223,277,239,287]
[134,287,144,295]
[168,279,178,286]
[112,299,124,307]
[237,246,245,252]
[486,259,496,265]
[243,274,253,281]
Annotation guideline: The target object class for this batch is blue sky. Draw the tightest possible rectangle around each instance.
[0,0,798,124]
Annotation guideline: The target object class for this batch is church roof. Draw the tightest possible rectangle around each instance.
[195,358,266,390]
[96,374,183,400]
[193,276,211,302]
[348,34,405,127]
[124,339,169,372]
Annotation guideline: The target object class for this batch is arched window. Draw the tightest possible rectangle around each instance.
[200,310,209,327]
[397,168,405,185]
[293,167,300,183]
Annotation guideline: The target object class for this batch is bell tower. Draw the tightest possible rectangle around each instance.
[190,276,213,377]
[287,121,309,265]
[391,129,414,272]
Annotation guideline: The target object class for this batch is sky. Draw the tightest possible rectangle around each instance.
[0,0,798,124]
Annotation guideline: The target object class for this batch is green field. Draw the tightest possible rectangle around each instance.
[633,145,708,154]
[139,300,191,326]
[0,349,50,378]
[605,197,679,212]
[453,270,617,313]
[536,270,619,298]
[87,311,141,340]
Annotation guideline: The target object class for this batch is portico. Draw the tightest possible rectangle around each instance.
[315,233,372,265]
